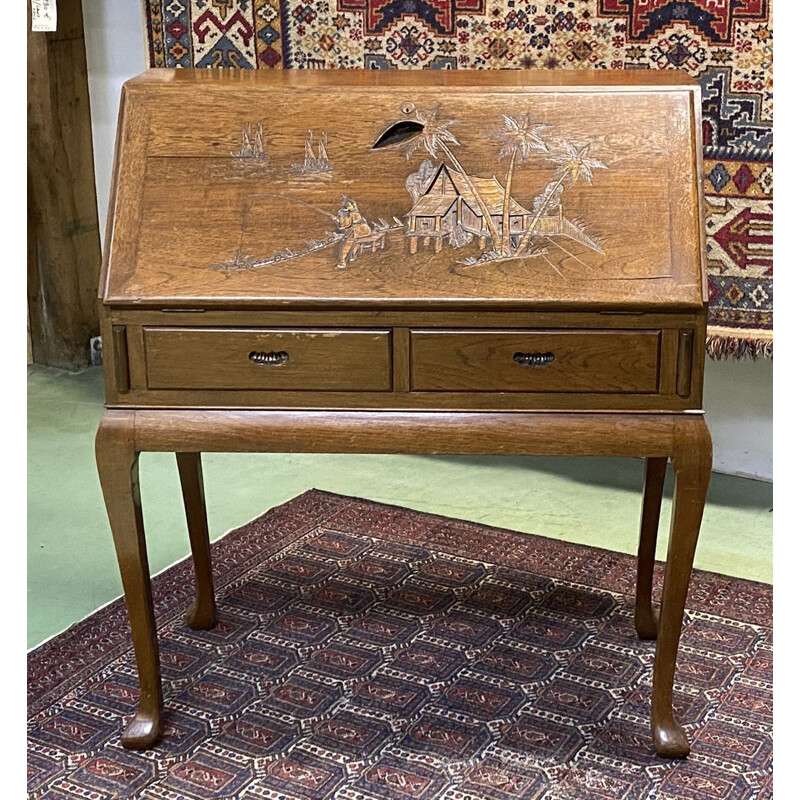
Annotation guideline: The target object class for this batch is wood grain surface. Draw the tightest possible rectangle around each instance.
[409,329,660,393]
[144,327,392,391]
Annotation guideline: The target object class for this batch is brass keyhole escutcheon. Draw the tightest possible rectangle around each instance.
[513,351,556,367]
[401,102,415,115]
[248,350,289,366]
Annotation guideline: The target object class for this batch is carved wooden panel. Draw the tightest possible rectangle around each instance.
[102,70,704,311]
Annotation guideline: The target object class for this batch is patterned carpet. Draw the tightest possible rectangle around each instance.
[28,491,772,799]
[143,0,773,359]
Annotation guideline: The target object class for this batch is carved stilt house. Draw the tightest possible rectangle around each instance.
[406,164,530,252]
[406,162,604,254]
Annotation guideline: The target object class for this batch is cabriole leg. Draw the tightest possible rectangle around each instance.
[95,412,163,749]
[176,452,216,630]
[636,457,668,640]
[651,418,712,758]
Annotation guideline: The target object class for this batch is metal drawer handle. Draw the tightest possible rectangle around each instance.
[513,351,555,367]
[249,350,289,366]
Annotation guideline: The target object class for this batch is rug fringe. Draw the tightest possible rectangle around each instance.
[706,332,773,361]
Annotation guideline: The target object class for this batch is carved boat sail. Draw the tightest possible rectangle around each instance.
[232,123,266,159]
[294,130,333,173]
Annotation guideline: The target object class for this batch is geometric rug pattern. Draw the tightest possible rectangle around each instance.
[28,491,773,798]
[144,0,774,358]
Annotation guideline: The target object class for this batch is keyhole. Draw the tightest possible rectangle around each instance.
[372,120,424,149]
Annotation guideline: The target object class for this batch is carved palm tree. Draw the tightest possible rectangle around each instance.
[493,114,548,254]
[514,141,607,256]
[374,106,503,252]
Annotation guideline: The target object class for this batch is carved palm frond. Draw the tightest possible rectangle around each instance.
[493,113,548,162]
[403,105,461,159]
[547,141,607,186]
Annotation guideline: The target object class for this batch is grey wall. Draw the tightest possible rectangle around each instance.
[83,0,146,235]
[81,0,773,481]
[703,358,772,480]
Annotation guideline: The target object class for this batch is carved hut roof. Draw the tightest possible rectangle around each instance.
[408,163,530,218]
[407,194,458,217]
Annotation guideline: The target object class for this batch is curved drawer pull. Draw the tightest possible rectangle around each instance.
[248,350,289,366]
[513,351,555,367]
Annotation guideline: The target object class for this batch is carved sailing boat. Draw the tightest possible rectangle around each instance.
[231,123,266,159]
[291,130,333,175]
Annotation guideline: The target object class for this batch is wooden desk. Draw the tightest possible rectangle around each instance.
[96,69,710,759]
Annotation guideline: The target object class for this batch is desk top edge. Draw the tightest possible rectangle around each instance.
[126,67,700,91]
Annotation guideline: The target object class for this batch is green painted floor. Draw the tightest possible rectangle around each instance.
[28,365,773,650]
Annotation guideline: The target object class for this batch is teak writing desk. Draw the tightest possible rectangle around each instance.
[96,69,711,758]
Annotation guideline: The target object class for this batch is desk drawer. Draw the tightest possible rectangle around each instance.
[410,330,660,393]
[144,328,392,391]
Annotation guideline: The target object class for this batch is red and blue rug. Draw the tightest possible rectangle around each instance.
[28,491,772,798]
[143,0,773,359]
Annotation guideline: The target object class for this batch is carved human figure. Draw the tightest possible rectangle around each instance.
[336,197,372,268]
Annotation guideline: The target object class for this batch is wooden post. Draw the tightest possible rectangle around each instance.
[28,0,102,369]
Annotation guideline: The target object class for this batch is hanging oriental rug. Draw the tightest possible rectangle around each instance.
[29,491,773,798]
[143,0,773,360]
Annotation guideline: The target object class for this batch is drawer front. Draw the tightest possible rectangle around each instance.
[144,328,392,391]
[410,330,661,393]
